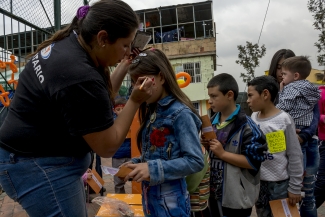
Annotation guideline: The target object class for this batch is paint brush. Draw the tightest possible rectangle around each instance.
[139,77,148,90]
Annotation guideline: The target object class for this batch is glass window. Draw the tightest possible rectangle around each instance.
[204,21,214,38]
[194,4,212,21]
[183,62,201,83]
[195,22,205,38]
[156,25,181,43]
[195,21,213,38]
[145,11,160,27]
[180,24,195,40]
[192,102,200,115]
[137,13,145,31]
[161,8,177,26]
[177,6,194,23]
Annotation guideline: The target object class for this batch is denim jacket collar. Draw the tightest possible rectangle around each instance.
[156,95,175,107]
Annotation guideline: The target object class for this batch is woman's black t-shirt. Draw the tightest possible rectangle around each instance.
[0,33,114,157]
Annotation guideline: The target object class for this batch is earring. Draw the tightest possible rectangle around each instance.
[102,44,105,47]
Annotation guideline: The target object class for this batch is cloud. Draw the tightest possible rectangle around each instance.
[0,0,320,92]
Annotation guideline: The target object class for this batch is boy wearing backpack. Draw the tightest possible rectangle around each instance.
[202,73,267,217]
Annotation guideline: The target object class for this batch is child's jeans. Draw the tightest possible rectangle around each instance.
[142,178,190,217]
[255,179,289,217]
[300,138,319,217]
[296,125,319,217]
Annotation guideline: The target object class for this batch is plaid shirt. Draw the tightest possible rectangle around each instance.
[276,80,320,126]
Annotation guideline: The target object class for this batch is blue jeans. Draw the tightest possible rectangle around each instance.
[315,140,325,208]
[300,138,319,217]
[0,147,91,217]
[255,179,289,217]
[142,178,190,217]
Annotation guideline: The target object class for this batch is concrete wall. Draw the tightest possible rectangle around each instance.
[149,38,216,59]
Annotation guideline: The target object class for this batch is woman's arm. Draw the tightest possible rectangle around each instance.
[83,77,152,158]
[110,58,131,96]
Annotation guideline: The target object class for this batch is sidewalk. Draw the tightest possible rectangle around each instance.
[1,157,325,216]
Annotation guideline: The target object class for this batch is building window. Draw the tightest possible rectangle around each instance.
[183,62,201,83]
[192,102,200,115]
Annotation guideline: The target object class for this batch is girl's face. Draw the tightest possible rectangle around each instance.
[131,73,168,104]
[276,58,285,83]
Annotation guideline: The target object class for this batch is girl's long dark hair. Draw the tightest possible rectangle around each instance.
[128,49,200,152]
[269,49,295,79]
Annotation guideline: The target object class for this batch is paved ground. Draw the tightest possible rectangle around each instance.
[0,157,325,216]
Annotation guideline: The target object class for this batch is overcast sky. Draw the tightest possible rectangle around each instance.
[0,0,320,91]
[123,0,320,91]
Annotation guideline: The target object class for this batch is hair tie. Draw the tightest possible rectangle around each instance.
[76,5,90,20]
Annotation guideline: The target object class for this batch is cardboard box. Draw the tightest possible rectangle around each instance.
[87,169,104,194]
[269,198,300,217]
[96,194,144,217]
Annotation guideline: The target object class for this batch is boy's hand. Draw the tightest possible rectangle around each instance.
[280,81,285,91]
[124,163,150,183]
[209,139,225,159]
[288,191,301,206]
[200,135,210,150]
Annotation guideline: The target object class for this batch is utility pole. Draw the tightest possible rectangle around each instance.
[54,0,61,31]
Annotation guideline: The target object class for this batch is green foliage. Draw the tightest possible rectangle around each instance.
[235,41,266,84]
[308,0,325,66]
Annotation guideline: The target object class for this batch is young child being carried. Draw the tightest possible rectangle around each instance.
[122,48,204,217]
[247,76,304,217]
[112,97,131,193]
[276,56,320,162]
[202,73,267,217]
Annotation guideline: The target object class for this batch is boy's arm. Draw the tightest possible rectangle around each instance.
[210,120,267,170]
[286,116,304,195]
[209,139,252,169]
[276,87,298,112]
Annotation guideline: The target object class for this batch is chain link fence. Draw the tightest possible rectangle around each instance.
[0,0,85,32]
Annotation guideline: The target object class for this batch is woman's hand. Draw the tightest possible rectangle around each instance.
[124,163,150,183]
[129,48,141,60]
[129,76,153,105]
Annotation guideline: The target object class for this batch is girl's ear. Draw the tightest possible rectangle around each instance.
[158,72,165,85]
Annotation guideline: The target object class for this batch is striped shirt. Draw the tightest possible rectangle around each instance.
[276,80,320,126]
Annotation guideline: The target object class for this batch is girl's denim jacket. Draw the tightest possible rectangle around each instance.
[131,95,204,186]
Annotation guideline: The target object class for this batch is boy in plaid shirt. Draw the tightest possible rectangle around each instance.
[276,56,320,169]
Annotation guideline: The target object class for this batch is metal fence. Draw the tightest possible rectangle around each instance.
[0,0,85,86]
[0,0,85,118]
